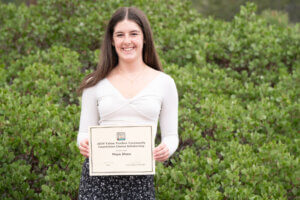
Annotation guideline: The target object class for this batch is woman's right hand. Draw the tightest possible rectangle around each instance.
[79,138,89,158]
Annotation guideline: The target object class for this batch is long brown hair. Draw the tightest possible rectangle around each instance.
[78,7,163,93]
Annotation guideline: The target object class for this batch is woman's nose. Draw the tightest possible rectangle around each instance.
[123,34,131,43]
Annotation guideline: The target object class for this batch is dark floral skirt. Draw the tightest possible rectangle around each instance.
[78,158,155,200]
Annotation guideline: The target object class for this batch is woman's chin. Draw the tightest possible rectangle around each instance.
[119,55,139,63]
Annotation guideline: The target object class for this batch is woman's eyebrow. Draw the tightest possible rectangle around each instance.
[114,31,123,34]
[114,30,141,34]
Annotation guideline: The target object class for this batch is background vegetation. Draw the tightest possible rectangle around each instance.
[191,0,300,23]
[2,0,300,22]
[0,0,299,199]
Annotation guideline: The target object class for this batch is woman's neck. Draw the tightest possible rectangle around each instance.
[117,59,146,73]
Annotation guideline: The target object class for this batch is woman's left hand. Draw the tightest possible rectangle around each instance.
[153,143,169,162]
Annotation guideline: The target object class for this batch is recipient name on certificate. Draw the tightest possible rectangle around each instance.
[89,125,155,176]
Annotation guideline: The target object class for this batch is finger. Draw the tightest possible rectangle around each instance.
[80,148,89,154]
[80,141,89,148]
[80,138,89,146]
[154,154,169,161]
[153,143,166,154]
[154,155,168,162]
[153,145,168,156]
[154,151,169,160]
[154,150,169,160]
[80,149,89,157]
[153,143,165,152]
[156,146,169,155]
[79,145,89,152]
[79,146,89,155]
[155,147,169,155]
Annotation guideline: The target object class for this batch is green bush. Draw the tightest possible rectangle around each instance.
[1,0,299,199]
[0,86,82,199]
[155,64,299,199]
[7,46,83,105]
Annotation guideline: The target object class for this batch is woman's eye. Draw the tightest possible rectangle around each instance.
[116,34,123,37]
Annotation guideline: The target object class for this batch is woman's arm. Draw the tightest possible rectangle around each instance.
[155,76,179,161]
[77,86,99,157]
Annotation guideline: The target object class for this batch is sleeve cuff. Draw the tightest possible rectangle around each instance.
[77,132,88,147]
[162,135,179,157]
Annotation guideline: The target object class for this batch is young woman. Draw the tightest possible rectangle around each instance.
[77,7,178,199]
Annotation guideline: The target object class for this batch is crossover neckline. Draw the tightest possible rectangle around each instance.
[104,72,163,101]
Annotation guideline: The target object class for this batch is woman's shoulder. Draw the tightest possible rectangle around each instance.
[156,71,176,85]
[146,65,174,82]
[82,78,107,95]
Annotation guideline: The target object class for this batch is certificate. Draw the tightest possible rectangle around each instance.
[89,125,155,176]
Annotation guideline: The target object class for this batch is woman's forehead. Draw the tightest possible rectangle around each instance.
[113,20,142,33]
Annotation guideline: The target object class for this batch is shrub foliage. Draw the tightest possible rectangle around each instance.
[0,0,299,199]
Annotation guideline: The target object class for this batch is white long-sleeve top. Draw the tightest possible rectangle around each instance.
[77,71,179,156]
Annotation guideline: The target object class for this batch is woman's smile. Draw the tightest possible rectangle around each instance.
[122,46,135,53]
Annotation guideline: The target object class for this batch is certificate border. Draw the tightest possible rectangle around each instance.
[89,125,154,175]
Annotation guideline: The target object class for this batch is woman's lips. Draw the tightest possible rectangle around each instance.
[121,47,135,53]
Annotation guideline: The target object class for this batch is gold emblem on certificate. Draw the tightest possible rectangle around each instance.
[89,125,155,176]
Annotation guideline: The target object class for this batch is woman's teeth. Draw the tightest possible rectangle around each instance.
[123,47,134,51]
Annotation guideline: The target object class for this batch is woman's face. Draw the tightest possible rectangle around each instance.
[112,20,144,63]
